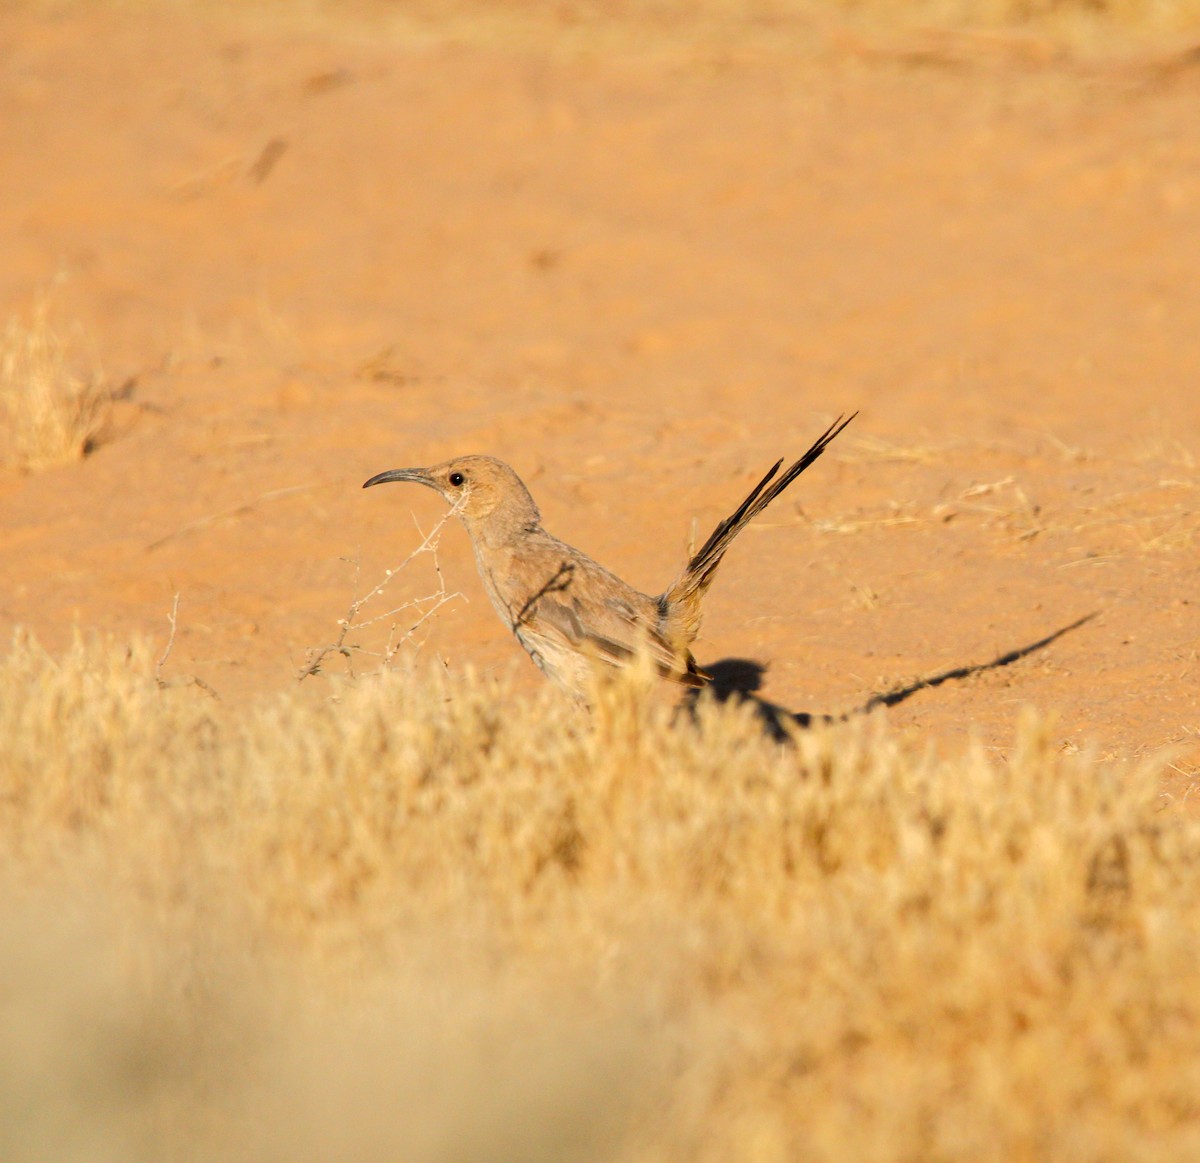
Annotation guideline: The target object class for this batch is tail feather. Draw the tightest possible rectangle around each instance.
[661,412,856,642]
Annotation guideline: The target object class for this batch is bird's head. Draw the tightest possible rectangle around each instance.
[363,454,540,540]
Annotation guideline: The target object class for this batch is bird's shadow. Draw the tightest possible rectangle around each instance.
[682,613,1097,742]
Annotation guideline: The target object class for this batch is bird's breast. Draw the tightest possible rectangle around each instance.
[470,542,522,624]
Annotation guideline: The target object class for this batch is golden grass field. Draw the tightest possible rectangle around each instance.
[3,633,1200,1162]
[3,0,1200,1159]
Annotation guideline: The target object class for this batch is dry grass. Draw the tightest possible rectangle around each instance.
[3,631,1200,1161]
[0,296,110,472]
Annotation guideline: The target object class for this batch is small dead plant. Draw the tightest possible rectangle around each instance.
[300,503,463,681]
[0,293,111,471]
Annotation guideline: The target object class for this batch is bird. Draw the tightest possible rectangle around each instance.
[363,413,855,699]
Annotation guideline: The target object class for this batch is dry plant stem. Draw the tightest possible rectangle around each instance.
[154,592,180,685]
[154,590,219,699]
[299,502,463,681]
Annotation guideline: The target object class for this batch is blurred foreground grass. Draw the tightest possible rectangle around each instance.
[2,632,1200,1161]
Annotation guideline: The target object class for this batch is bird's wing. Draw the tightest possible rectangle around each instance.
[529,590,705,687]
[508,539,708,688]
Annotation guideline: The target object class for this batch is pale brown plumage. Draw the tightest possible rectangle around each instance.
[363,413,854,699]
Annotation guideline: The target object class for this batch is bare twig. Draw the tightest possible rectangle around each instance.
[154,591,220,699]
[155,591,181,686]
[299,502,464,681]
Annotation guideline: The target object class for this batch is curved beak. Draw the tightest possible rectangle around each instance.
[362,467,434,490]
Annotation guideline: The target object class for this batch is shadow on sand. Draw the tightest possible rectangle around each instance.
[683,613,1098,743]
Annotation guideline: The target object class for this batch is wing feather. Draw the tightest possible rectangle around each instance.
[531,594,705,686]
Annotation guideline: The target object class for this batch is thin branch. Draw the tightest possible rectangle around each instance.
[155,591,180,687]
[153,591,220,699]
[299,500,464,682]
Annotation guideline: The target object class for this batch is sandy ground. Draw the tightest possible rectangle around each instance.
[1,5,1197,782]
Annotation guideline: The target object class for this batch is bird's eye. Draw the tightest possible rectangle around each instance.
[448,472,465,487]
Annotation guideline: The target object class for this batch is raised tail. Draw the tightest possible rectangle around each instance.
[660,412,856,644]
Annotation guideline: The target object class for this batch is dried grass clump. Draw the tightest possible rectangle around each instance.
[0,296,110,471]
[2,632,1200,1162]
